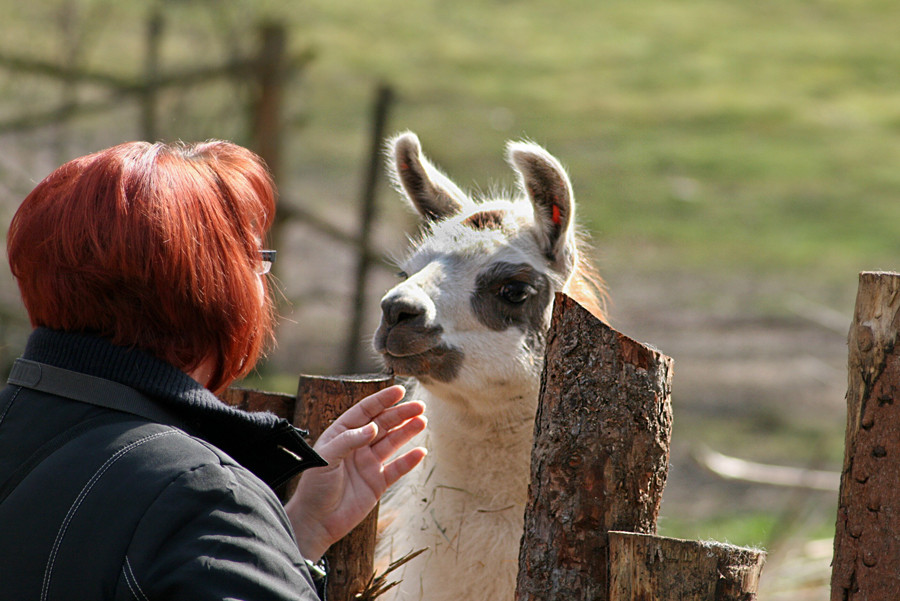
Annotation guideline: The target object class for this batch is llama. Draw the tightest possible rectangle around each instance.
[373,132,605,601]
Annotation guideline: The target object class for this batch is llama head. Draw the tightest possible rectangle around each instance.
[373,132,599,414]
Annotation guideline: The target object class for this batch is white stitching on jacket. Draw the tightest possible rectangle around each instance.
[123,556,150,601]
[41,429,180,601]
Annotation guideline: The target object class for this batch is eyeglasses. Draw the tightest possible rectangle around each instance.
[257,249,277,275]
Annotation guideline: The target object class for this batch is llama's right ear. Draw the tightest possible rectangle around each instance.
[507,141,577,273]
[389,132,466,222]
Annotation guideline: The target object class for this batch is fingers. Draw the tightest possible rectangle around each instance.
[321,386,423,445]
[370,400,426,446]
[371,414,427,462]
[312,385,427,467]
[383,447,428,488]
[313,420,378,463]
[318,409,426,465]
[334,385,407,430]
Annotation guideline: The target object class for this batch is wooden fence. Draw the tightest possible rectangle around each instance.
[223,272,900,600]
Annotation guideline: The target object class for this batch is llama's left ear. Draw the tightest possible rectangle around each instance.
[507,141,576,271]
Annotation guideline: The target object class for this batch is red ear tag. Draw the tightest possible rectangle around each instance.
[551,204,561,225]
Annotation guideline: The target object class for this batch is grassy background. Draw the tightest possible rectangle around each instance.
[4,0,898,278]
[291,0,900,277]
[2,1,898,593]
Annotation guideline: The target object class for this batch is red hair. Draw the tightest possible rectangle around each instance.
[7,140,277,393]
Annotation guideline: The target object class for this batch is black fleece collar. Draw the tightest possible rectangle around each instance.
[21,328,327,488]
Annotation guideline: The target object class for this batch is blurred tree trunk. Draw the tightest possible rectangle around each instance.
[342,83,394,374]
[141,10,163,142]
[252,22,285,187]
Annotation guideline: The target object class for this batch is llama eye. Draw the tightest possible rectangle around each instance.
[397,270,409,280]
[498,281,534,304]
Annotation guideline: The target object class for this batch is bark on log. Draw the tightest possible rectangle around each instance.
[295,374,395,601]
[608,532,765,601]
[219,386,295,421]
[515,293,674,601]
[831,271,900,600]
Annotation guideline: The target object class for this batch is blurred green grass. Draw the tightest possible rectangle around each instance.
[5,0,898,279]
[292,0,900,280]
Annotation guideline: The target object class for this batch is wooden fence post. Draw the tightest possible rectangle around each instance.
[608,532,765,601]
[221,374,394,600]
[342,83,395,374]
[831,271,900,600]
[295,374,395,601]
[219,386,295,422]
[141,10,163,141]
[515,293,674,601]
[252,22,286,186]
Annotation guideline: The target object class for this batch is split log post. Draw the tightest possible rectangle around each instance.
[515,293,674,601]
[295,374,395,601]
[608,532,765,601]
[831,271,900,600]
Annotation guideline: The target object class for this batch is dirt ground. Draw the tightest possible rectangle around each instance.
[606,266,849,599]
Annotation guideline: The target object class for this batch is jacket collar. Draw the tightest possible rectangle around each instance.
[21,328,327,488]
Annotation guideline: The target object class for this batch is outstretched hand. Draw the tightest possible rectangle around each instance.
[284,385,427,562]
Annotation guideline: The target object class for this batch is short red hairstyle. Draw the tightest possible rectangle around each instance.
[7,140,277,393]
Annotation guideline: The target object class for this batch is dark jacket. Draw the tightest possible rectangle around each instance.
[0,328,327,600]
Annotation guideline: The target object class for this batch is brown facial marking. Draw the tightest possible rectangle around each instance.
[381,343,465,383]
[470,262,552,352]
[463,210,505,231]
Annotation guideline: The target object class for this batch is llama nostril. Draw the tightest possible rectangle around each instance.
[382,297,426,327]
[396,310,418,323]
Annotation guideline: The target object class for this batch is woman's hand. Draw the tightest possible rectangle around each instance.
[284,385,427,562]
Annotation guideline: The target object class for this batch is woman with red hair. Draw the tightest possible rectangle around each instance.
[0,140,426,600]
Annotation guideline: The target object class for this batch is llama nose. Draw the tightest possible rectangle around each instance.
[381,296,426,327]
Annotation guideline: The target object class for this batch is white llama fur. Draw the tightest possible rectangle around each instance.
[373,132,604,601]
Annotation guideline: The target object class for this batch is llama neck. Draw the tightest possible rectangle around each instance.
[414,383,537,505]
